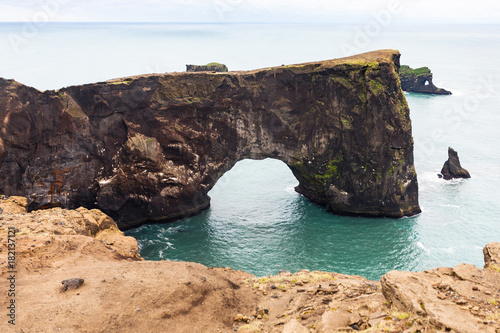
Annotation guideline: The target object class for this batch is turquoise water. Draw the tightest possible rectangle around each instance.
[1,23,500,280]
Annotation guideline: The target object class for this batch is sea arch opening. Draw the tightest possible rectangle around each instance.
[125,157,421,279]
[207,158,301,225]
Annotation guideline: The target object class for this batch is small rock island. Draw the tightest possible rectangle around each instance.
[439,147,471,180]
[186,62,228,72]
[399,65,451,95]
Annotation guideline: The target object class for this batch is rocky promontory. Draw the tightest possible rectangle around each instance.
[1,198,500,332]
[0,50,420,229]
[399,65,452,95]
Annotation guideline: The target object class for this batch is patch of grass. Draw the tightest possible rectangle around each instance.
[488,299,498,306]
[341,118,351,128]
[488,264,500,273]
[400,65,431,77]
[244,271,336,289]
[486,312,500,321]
[368,80,385,95]
[315,152,344,183]
[110,78,133,85]
[391,311,410,320]
[238,324,260,333]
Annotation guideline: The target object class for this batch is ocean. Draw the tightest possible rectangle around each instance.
[1,22,499,280]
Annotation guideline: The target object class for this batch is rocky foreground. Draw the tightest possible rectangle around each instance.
[1,198,499,333]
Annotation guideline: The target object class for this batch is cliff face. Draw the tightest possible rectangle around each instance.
[0,49,420,229]
[399,65,451,95]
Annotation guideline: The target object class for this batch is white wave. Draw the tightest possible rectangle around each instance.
[439,247,456,254]
[439,204,461,208]
[285,184,299,195]
[417,242,431,254]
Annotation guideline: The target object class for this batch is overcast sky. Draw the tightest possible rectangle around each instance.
[0,0,499,24]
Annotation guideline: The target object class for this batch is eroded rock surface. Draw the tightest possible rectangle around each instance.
[484,242,500,269]
[0,50,420,229]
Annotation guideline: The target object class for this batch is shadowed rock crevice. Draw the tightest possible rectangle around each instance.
[0,50,420,229]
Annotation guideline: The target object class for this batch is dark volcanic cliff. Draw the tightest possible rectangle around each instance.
[0,50,420,229]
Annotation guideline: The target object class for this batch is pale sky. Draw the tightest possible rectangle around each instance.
[0,0,499,23]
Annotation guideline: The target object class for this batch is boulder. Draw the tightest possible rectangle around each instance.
[483,242,500,268]
[61,278,84,291]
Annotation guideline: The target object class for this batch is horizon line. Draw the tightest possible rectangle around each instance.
[0,21,499,25]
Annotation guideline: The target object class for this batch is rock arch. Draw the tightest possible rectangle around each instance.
[0,50,420,229]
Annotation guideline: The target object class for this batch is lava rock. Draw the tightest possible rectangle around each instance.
[61,278,85,292]
[439,147,471,180]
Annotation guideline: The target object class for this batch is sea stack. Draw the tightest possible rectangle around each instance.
[440,147,471,180]
[399,65,451,95]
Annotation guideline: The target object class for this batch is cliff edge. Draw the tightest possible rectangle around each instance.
[0,50,420,229]
[1,198,499,333]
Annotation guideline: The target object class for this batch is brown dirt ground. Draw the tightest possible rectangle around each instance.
[1,197,500,333]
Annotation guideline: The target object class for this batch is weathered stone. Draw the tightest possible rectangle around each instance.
[399,65,451,95]
[440,147,471,180]
[61,278,84,291]
[234,314,251,323]
[319,310,350,330]
[381,270,496,333]
[0,50,420,229]
[483,242,500,268]
[282,319,309,333]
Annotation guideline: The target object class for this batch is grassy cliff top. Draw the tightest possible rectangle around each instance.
[98,50,401,86]
[400,65,431,76]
